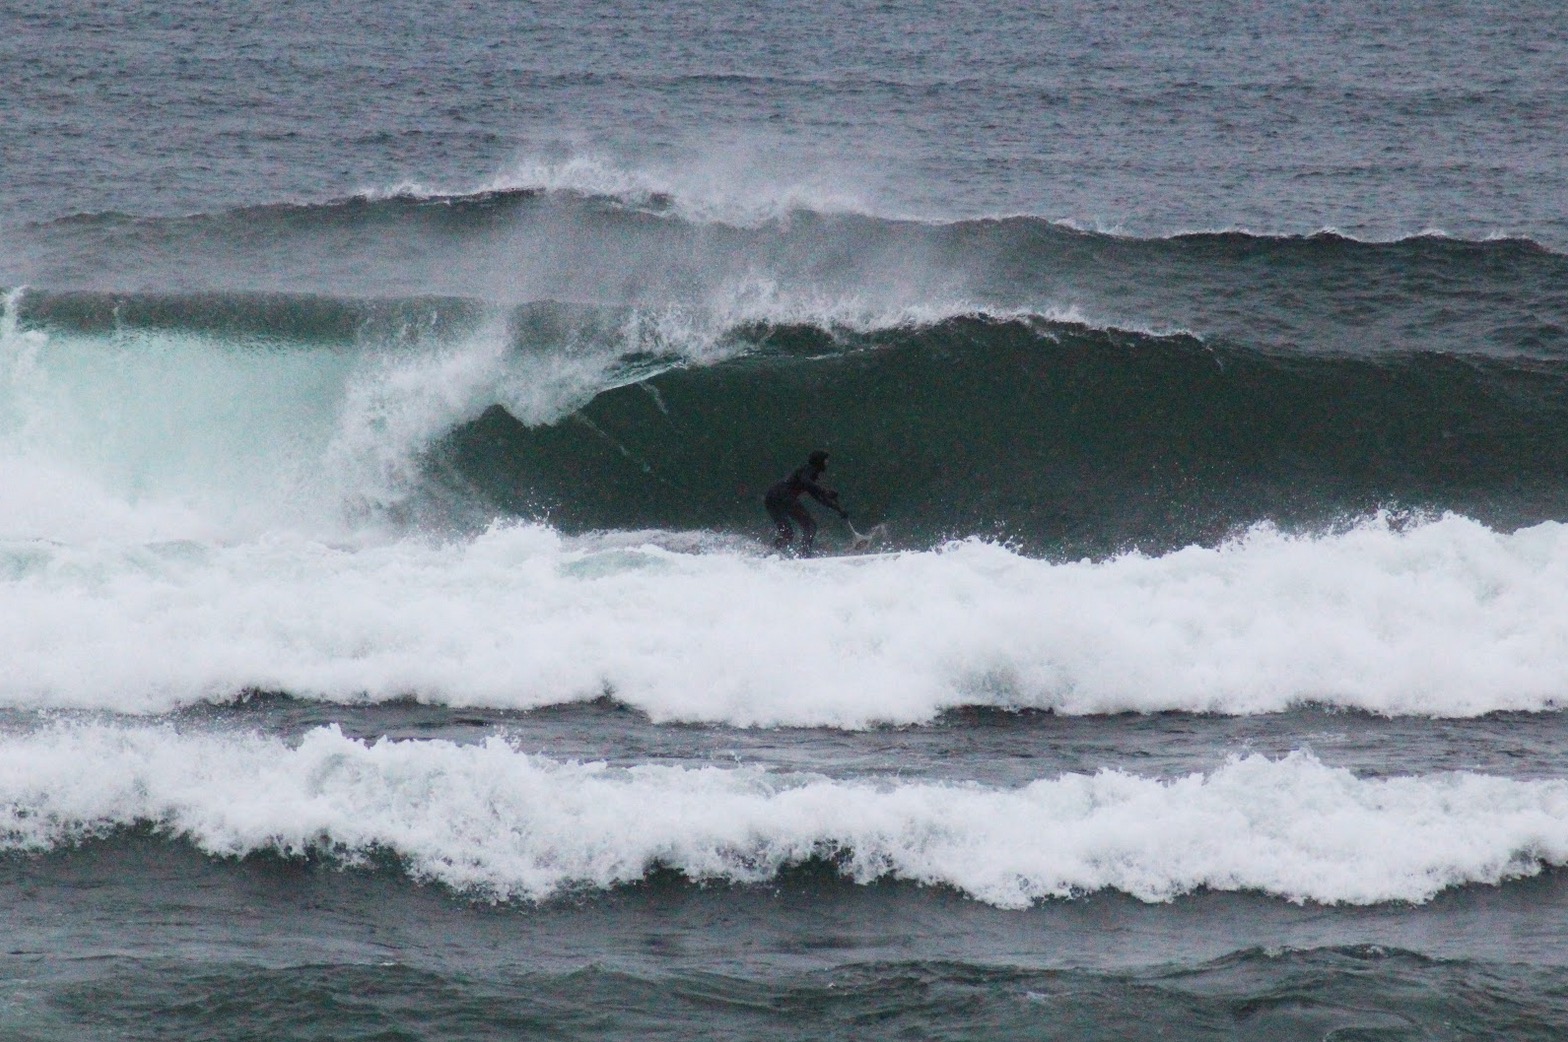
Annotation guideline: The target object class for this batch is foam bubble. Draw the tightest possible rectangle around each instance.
[3,723,1564,907]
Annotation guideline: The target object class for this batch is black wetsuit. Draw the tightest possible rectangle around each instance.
[764,462,842,553]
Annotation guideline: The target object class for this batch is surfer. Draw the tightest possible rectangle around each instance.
[764,450,848,555]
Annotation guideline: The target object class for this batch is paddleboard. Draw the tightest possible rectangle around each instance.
[766,521,892,561]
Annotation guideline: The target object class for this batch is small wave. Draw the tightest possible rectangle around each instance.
[57,199,1560,257]
[1044,215,1559,254]
[16,190,1564,366]
[3,723,1564,907]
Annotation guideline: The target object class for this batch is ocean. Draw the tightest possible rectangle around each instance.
[4,1,1568,1038]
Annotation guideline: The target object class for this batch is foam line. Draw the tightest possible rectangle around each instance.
[3,516,1568,722]
[3,723,1565,907]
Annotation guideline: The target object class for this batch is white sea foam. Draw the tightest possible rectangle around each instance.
[2,722,1565,907]
[3,515,1568,721]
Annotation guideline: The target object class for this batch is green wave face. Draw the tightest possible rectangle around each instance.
[442,318,1568,556]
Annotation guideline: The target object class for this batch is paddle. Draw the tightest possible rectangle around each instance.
[843,515,887,553]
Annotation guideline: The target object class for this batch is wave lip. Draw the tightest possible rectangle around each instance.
[4,723,1566,908]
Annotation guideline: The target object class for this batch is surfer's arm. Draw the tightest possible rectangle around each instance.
[805,482,847,516]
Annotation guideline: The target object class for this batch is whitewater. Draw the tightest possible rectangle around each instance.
[3,516,1567,723]
[6,724,1568,908]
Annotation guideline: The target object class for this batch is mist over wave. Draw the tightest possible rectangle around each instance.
[5,722,1566,907]
[467,154,882,226]
[8,183,1565,358]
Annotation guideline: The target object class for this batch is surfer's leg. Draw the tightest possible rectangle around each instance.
[766,496,795,551]
[792,503,817,555]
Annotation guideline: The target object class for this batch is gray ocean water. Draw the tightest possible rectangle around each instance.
[6,1,1568,1039]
